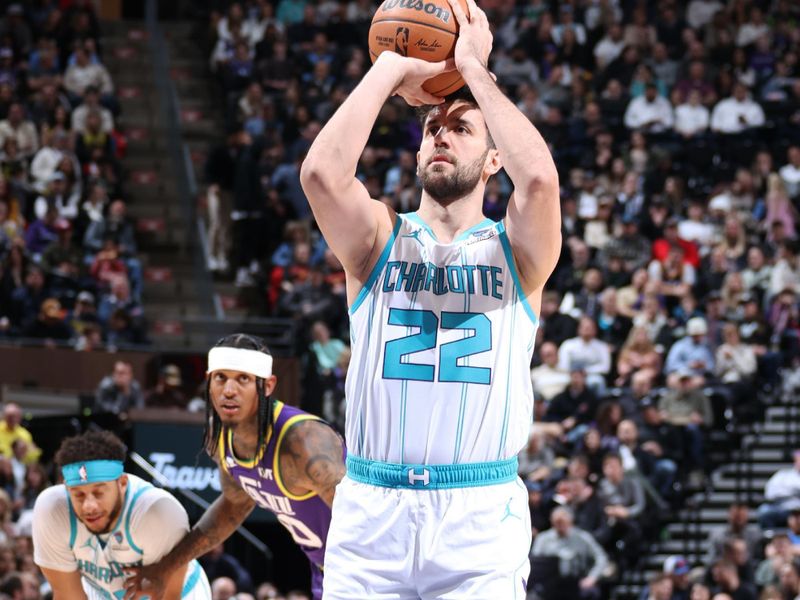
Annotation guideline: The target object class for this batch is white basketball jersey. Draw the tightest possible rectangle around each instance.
[33,474,211,600]
[346,213,538,465]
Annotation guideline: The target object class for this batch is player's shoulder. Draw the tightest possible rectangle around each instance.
[33,484,68,514]
[126,475,183,514]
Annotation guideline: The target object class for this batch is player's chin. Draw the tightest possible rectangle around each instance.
[82,514,110,532]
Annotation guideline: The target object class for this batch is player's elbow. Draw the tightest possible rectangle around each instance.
[300,154,342,198]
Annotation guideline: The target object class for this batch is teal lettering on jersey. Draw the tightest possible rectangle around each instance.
[79,559,142,583]
[383,261,503,299]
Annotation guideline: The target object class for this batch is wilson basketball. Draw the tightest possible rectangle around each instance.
[368,0,470,97]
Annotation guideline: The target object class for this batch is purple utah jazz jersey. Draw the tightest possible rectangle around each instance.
[219,402,337,570]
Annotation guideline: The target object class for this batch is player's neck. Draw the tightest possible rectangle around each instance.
[416,195,486,244]
[229,421,261,459]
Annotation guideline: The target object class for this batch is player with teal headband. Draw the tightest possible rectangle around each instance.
[32,430,212,600]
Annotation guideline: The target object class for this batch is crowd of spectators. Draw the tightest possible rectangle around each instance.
[198,0,800,598]
[0,1,149,352]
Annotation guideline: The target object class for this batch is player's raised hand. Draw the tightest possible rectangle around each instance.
[376,51,456,106]
[123,564,166,600]
[447,0,493,72]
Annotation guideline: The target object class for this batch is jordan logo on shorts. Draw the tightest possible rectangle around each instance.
[408,467,430,486]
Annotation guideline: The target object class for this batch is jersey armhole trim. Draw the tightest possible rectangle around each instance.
[226,401,285,468]
[349,216,402,315]
[124,485,149,555]
[273,414,320,501]
[497,221,539,325]
[66,489,77,549]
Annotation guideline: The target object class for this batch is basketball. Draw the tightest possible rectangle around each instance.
[368,0,470,97]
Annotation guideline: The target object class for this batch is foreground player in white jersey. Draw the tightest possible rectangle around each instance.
[300,0,560,596]
[32,430,211,600]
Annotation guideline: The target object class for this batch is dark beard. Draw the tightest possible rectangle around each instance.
[419,150,488,204]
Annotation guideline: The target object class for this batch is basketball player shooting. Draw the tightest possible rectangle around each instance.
[300,0,560,596]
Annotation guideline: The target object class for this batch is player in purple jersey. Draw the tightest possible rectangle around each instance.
[124,334,345,600]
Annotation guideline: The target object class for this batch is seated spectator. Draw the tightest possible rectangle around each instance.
[145,364,187,410]
[596,453,645,566]
[531,340,570,401]
[758,451,800,529]
[623,82,674,133]
[707,503,763,565]
[33,170,78,221]
[518,430,554,483]
[674,89,710,138]
[93,360,144,416]
[663,555,692,600]
[664,318,714,389]
[558,317,611,395]
[716,322,757,384]
[710,82,765,135]
[309,320,345,376]
[617,419,676,500]
[658,369,713,476]
[710,559,758,600]
[632,294,669,343]
[63,45,114,102]
[0,403,39,463]
[778,145,800,201]
[0,102,38,159]
[769,239,800,299]
[544,368,599,443]
[23,206,59,260]
[616,326,662,388]
[540,291,578,347]
[530,506,609,600]
[642,573,674,600]
[22,297,73,343]
[755,532,793,588]
[210,576,237,600]
[70,85,113,133]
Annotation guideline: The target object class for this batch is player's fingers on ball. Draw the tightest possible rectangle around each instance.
[418,91,446,105]
[446,0,467,23]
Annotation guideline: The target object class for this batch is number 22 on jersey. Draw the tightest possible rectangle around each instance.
[382,308,492,385]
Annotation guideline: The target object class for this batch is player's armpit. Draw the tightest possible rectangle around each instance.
[40,567,88,600]
[282,421,345,507]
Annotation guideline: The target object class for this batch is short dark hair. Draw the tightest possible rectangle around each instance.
[0,572,22,596]
[416,86,496,149]
[54,430,126,468]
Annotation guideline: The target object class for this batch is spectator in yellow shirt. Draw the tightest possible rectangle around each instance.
[0,403,40,464]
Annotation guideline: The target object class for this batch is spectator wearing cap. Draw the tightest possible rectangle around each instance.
[758,451,800,529]
[531,340,571,401]
[530,506,609,600]
[145,364,188,409]
[624,82,674,134]
[558,317,611,395]
[69,290,100,335]
[0,102,38,159]
[665,317,715,389]
[94,360,144,416]
[599,214,652,275]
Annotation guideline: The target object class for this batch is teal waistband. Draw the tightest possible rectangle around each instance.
[182,560,201,597]
[346,455,519,489]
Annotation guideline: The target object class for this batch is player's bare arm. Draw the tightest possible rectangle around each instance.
[448,0,560,298]
[300,52,454,293]
[279,420,346,507]
[123,462,255,600]
[41,566,89,600]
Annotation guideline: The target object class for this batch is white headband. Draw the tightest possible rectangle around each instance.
[207,347,273,379]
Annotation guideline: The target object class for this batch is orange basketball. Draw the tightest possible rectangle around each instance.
[368,0,469,97]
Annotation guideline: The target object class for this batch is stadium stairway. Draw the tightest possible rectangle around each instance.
[610,387,794,599]
[160,21,266,321]
[97,19,208,348]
